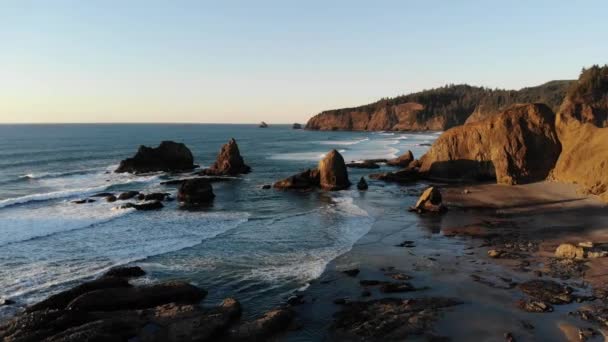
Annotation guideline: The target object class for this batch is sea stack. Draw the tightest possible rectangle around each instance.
[115,141,195,174]
[318,149,351,190]
[259,121,268,128]
[178,178,215,206]
[292,123,302,129]
[200,138,251,176]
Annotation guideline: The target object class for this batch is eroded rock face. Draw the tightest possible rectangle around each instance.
[387,150,414,167]
[418,103,561,185]
[178,178,215,206]
[552,66,608,202]
[115,141,195,174]
[200,138,251,176]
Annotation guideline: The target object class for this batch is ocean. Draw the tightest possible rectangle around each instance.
[0,124,438,319]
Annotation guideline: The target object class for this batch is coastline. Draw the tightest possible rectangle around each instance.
[285,181,608,341]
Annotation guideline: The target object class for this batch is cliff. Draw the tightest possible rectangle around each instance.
[418,103,561,185]
[306,81,572,131]
[552,65,608,201]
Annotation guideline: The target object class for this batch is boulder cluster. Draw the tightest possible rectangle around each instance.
[0,267,294,342]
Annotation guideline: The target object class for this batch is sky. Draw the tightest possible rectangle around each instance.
[0,1,607,124]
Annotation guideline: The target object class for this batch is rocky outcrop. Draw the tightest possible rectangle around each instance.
[410,187,446,214]
[120,201,164,211]
[259,121,268,128]
[346,160,380,169]
[200,138,251,176]
[387,150,414,167]
[115,141,195,174]
[357,177,368,190]
[552,65,608,202]
[418,103,561,185]
[178,178,215,206]
[369,166,419,184]
[292,123,302,129]
[274,150,350,191]
[318,149,351,190]
[274,169,320,190]
[306,82,571,131]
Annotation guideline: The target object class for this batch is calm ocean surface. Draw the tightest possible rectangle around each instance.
[0,124,437,319]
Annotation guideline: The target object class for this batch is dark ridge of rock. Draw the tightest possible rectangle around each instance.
[306,81,571,131]
[71,199,95,204]
[259,121,268,128]
[26,277,132,312]
[369,167,420,184]
[91,192,114,197]
[410,187,447,214]
[102,266,146,279]
[117,191,140,200]
[115,141,195,174]
[160,176,235,185]
[274,169,320,190]
[386,150,415,167]
[120,201,164,211]
[418,103,561,185]
[177,178,215,206]
[292,123,302,129]
[200,138,251,176]
[143,192,170,201]
[67,281,207,312]
[318,149,351,190]
[553,65,608,202]
[357,177,368,190]
[106,195,117,202]
[330,297,461,340]
[346,161,380,169]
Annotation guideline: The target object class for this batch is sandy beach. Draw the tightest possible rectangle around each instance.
[285,181,608,341]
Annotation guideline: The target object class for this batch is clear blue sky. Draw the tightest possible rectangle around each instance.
[0,0,606,123]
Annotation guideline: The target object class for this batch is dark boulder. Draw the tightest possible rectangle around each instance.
[369,167,420,183]
[292,123,302,129]
[143,192,169,201]
[346,161,380,169]
[200,138,251,176]
[118,191,140,200]
[103,266,146,279]
[106,195,117,202]
[178,178,215,206]
[67,281,207,312]
[120,201,164,211]
[115,141,195,174]
[356,177,368,190]
[27,277,131,312]
[410,187,447,214]
[71,199,95,204]
[259,121,268,128]
[226,308,294,341]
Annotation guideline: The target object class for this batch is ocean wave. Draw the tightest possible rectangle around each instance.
[0,173,160,210]
[318,137,369,146]
[0,211,250,305]
[18,168,101,181]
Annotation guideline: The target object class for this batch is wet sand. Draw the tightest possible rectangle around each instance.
[285,181,608,341]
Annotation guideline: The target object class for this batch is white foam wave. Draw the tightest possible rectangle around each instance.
[0,210,249,304]
[318,137,369,146]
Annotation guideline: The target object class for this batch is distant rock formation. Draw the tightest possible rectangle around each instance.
[552,65,608,202]
[292,123,302,129]
[305,81,571,131]
[386,150,415,167]
[357,177,368,190]
[178,178,215,206]
[259,121,268,128]
[200,138,251,176]
[274,150,350,191]
[418,103,561,185]
[115,141,195,174]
